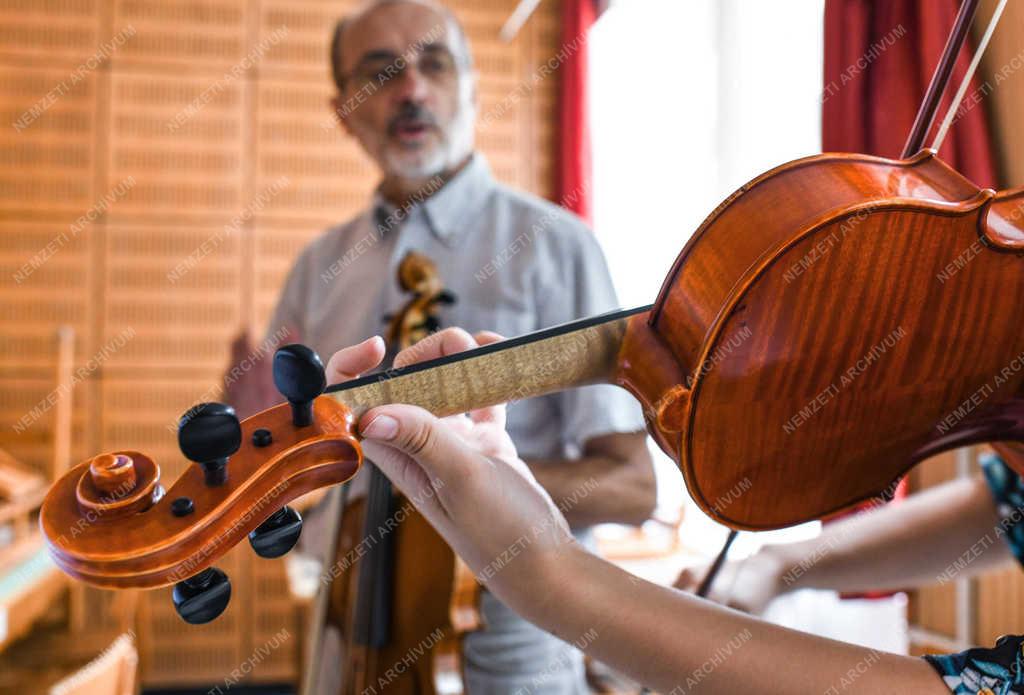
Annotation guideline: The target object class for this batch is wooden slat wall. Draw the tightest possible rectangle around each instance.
[909,448,1024,653]
[907,451,961,649]
[0,0,562,686]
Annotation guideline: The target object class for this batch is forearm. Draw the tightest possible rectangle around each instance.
[769,475,1012,595]
[526,448,655,527]
[513,545,943,694]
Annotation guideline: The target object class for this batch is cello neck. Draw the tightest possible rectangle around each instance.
[326,305,651,419]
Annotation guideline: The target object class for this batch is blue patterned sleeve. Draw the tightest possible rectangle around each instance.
[921,453,1024,692]
[924,634,1024,693]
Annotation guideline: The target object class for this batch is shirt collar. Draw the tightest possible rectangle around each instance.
[371,153,495,246]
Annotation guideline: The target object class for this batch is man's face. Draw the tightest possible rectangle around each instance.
[332,2,476,180]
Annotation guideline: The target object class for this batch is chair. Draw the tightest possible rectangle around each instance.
[48,633,138,695]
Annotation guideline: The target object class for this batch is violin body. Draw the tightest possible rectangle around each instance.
[620,149,1024,530]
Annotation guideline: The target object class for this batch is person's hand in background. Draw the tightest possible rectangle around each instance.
[673,551,786,615]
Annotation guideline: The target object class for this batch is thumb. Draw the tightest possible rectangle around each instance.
[674,568,698,592]
[359,404,471,508]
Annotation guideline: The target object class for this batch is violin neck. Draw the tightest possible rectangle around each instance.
[326,306,651,420]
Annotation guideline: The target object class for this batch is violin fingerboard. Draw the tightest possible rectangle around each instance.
[329,316,632,419]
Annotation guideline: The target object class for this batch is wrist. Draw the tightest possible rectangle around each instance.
[753,544,799,596]
[496,537,587,628]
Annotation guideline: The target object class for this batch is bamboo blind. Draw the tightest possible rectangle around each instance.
[0,0,562,686]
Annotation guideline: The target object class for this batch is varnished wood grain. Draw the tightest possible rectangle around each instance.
[650,150,1024,529]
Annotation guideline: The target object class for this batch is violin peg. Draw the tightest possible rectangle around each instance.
[273,344,326,427]
[248,505,303,558]
[178,403,241,486]
[172,567,231,624]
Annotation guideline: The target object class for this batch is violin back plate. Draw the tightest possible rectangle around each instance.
[650,151,1024,529]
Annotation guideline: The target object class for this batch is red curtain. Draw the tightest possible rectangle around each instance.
[823,0,998,188]
[557,0,598,224]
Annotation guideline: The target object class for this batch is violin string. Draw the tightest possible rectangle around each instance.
[931,0,1008,154]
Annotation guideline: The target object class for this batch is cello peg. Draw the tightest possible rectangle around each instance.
[248,506,303,558]
[172,567,231,624]
[273,344,326,427]
[178,403,242,486]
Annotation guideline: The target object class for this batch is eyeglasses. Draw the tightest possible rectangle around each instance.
[341,46,459,93]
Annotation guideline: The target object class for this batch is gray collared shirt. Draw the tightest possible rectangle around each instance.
[267,153,644,695]
[268,153,644,461]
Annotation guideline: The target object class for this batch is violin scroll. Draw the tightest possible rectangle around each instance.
[87,452,137,495]
[385,251,458,350]
[40,345,363,625]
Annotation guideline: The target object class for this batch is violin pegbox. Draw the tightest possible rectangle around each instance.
[41,344,363,624]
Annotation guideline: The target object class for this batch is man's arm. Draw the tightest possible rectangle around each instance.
[678,474,1014,613]
[525,221,655,529]
[525,431,656,528]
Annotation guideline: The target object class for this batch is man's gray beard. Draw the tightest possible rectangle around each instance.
[382,145,451,181]
[382,104,475,181]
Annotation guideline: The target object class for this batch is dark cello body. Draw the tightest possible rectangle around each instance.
[621,148,1024,531]
[328,495,479,695]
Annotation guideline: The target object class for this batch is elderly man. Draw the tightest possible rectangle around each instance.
[262,1,656,692]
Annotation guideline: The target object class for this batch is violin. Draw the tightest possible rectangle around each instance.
[317,250,476,695]
[382,250,457,351]
[39,0,1024,624]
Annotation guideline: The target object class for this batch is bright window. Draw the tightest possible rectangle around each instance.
[591,0,826,555]
[589,2,908,655]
